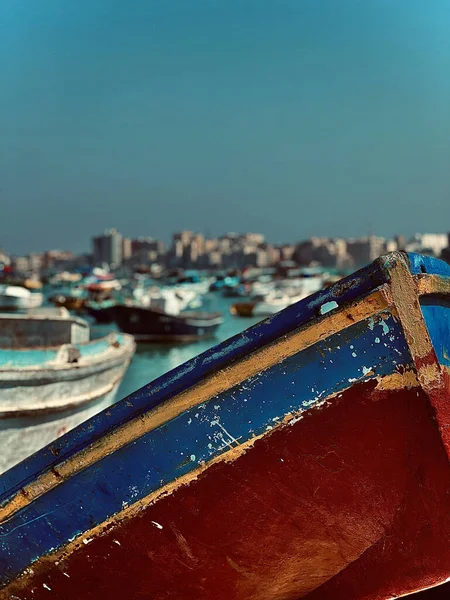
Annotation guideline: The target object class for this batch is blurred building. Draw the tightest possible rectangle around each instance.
[92,228,123,268]
[405,233,448,257]
[122,238,132,262]
[43,250,74,271]
[294,238,348,268]
[346,236,391,267]
[11,256,32,274]
[0,251,11,268]
[124,237,166,269]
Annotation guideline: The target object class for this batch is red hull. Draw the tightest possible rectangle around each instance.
[9,379,450,600]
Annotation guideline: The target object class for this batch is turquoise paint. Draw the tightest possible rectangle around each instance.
[0,337,119,367]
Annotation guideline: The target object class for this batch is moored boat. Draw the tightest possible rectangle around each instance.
[111,304,223,342]
[0,285,43,311]
[48,289,86,311]
[0,308,135,473]
[2,253,450,598]
[85,299,116,323]
[231,280,324,317]
[132,285,200,314]
[230,290,305,317]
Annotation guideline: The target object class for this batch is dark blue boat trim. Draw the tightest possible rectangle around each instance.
[0,314,413,583]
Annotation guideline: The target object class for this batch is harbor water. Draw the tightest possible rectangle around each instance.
[114,293,261,399]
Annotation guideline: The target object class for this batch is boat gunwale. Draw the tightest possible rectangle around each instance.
[0,312,86,327]
[0,356,134,418]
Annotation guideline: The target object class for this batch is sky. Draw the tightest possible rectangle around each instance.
[1,0,450,254]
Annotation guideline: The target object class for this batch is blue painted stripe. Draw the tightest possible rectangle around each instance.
[0,314,413,582]
[420,297,450,368]
[407,252,450,277]
[0,259,390,499]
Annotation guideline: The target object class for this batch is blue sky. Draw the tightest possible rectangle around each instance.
[1,0,450,253]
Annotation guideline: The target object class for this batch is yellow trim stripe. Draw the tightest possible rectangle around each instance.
[416,273,450,297]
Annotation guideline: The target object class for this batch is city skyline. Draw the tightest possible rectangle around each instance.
[3,226,450,258]
[3,228,450,275]
[2,223,450,257]
[2,1,450,254]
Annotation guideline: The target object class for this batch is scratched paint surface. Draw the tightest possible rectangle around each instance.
[6,382,450,600]
[0,257,388,498]
[0,312,413,584]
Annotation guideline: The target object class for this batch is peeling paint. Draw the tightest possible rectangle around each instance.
[320,301,338,315]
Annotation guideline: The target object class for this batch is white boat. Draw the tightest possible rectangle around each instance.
[231,277,325,318]
[0,285,43,311]
[0,307,135,473]
[252,290,310,316]
[133,286,200,315]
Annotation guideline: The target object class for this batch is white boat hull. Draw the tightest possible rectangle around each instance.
[0,334,135,473]
[0,387,119,474]
[0,293,43,311]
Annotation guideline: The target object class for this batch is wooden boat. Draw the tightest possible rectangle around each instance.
[1,252,450,599]
[230,300,258,317]
[0,308,135,474]
[0,285,43,311]
[111,304,223,342]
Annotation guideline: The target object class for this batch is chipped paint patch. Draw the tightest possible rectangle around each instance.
[375,369,418,391]
[320,301,338,315]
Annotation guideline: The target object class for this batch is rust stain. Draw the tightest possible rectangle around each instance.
[0,289,393,525]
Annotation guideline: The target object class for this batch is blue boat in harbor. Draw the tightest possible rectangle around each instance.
[1,253,450,599]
